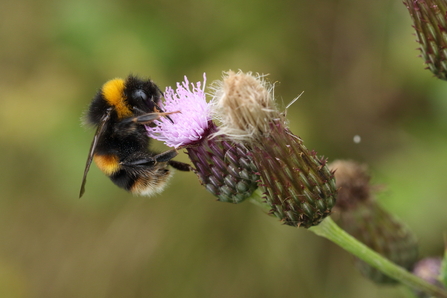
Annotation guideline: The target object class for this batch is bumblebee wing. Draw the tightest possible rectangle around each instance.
[79,108,112,198]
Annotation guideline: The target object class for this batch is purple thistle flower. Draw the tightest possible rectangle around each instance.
[147,74,210,148]
[147,74,259,204]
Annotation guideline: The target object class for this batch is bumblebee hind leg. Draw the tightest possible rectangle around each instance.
[112,151,174,196]
[119,150,189,168]
[111,150,192,196]
[153,150,192,171]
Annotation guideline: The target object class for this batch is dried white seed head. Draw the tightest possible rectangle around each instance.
[210,70,281,142]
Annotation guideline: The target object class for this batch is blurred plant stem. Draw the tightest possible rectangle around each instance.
[249,189,447,298]
[311,218,447,298]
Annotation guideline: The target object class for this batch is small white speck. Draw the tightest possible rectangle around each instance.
[353,135,361,144]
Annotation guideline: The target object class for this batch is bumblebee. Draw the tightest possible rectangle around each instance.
[79,75,191,198]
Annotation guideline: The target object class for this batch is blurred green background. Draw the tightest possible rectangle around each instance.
[0,0,446,297]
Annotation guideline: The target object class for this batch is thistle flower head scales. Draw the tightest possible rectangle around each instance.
[404,0,447,79]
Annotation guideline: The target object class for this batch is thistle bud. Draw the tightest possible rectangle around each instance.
[211,71,337,228]
[329,160,371,210]
[404,0,447,79]
[147,75,259,203]
[330,160,419,284]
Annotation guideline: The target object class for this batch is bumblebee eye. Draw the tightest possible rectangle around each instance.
[133,89,147,101]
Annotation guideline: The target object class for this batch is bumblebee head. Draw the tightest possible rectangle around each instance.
[124,75,163,114]
[93,75,164,123]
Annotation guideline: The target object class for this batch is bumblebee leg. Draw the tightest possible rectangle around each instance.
[119,150,191,175]
[133,106,176,124]
[111,159,173,197]
[153,103,174,123]
[153,149,178,162]
[119,150,179,167]
[168,160,192,171]
[120,157,156,166]
[123,111,180,125]
[154,150,192,171]
[141,150,192,171]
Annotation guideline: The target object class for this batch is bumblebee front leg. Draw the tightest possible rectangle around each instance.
[122,111,180,125]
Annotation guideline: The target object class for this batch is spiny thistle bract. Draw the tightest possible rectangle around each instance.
[404,0,447,80]
[186,122,259,203]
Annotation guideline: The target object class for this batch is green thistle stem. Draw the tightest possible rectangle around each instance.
[249,189,447,298]
[311,218,447,298]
